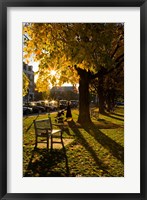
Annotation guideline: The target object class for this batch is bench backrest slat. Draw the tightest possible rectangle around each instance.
[34,118,52,131]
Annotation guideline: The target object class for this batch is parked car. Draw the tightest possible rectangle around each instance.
[25,102,46,113]
[59,100,67,109]
[48,104,58,112]
[48,100,58,111]
[32,105,46,113]
[23,106,33,115]
[35,101,51,112]
[116,101,124,106]
[70,100,79,108]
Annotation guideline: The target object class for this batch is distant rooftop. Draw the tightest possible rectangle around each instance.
[51,86,74,92]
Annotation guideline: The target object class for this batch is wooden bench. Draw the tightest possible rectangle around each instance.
[33,117,64,150]
[90,108,99,120]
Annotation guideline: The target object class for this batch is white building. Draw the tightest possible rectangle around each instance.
[23,62,34,102]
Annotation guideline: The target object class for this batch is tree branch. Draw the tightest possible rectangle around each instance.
[23,34,29,41]
[111,35,123,59]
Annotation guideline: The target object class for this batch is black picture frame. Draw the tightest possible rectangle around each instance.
[0,0,146,199]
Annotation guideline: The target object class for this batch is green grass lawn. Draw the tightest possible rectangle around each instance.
[23,106,124,177]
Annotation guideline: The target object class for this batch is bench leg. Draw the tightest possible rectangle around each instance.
[51,135,53,150]
[35,136,38,148]
[47,130,49,149]
[61,131,64,147]
[47,138,49,149]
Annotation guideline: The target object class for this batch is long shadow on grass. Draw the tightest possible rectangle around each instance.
[68,121,112,176]
[111,112,124,118]
[64,127,74,136]
[23,116,28,120]
[103,113,124,121]
[26,115,39,133]
[24,146,70,177]
[82,122,124,163]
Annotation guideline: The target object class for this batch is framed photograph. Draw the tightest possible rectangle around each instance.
[0,0,146,199]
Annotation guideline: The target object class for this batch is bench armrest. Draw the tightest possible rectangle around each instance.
[35,127,49,130]
[52,123,64,126]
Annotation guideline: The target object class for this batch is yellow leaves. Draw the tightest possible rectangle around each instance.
[27,41,34,48]
[26,59,30,64]
[23,52,32,61]
[23,72,29,96]
[23,54,28,59]
[78,61,89,71]
[23,23,123,92]
[35,49,41,55]
[22,26,28,34]
[23,47,27,52]
[35,74,49,92]
[45,40,50,45]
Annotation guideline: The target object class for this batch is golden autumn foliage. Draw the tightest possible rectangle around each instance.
[23,23,123,92]
[23,72,29,96]
[23,23,124,123]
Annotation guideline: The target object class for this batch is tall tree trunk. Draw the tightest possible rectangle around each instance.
[98,76,105,114]
[106,88,115,112]
[76,67,91,124]
[106,93,111,112]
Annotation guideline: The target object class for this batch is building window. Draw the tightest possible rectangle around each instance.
[23,65,26,70]
[28,66,32,71]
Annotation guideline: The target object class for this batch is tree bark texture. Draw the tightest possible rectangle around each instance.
[76,68,91,124]
[98,76,105,114]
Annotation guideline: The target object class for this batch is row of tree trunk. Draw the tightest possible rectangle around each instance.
[76,67,123,124]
